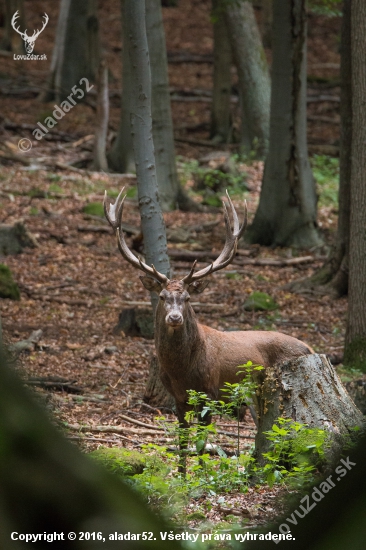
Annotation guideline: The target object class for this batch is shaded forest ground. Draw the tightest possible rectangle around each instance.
[0,0,353,529]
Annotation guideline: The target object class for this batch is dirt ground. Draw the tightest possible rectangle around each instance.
[0,0,346,528]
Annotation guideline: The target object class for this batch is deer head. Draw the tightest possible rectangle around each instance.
[11,11,49,54]
[104,188,247,329]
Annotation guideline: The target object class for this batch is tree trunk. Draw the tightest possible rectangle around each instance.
[1,0,25,53]
[144,354,175,410]
[248,0,321,248]
[224,0,270,157]
[252,354,363,465]
[210,0,232,143]
[107,0,135,173]
[110,0,199,212]
[41,0,99,103]
[145,0,180,211]
[124,0,170,310]
[344,0,366,372]
[259,0,273,48]
[287,0,351,295]
[92,59,109,172]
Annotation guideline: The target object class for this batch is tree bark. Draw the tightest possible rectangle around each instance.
[224,0,270,157]
[248,0,321,247]
[42,0,99,103]
[107,0,135,173]
[92,59,109,172]
[110,0,199,212]
[145,0,180,211]
[344,0,366,372]
[210,0,233,143]
[124,0,170,309]
[252,354,364,465]
[1,0,25,53]
[287,0,351,295]
[144,354,175,410]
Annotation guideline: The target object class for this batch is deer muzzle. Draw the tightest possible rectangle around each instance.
[165,312,183,327]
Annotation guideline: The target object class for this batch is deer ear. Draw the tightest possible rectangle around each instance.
[140,276,162,294]
[189,280,210,294]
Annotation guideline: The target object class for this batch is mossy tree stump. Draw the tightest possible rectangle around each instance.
[251,354,364,465]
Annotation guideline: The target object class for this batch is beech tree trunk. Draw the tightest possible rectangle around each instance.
[92,60,109,172]
[42,0,99,103]
[224,0,270,157]
[248,0,321,247]
[210,0,232,143]
[252,354,363,465]
[110,0,197,212]
[288,0,351,296]
[124,0,170,309]
[1,0,25,53]
[107,0,136,173]
[145,0,180,211]
[144,354,175,410]
[344,0,366,372]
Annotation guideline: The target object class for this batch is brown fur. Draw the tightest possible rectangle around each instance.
[148,281,313,426]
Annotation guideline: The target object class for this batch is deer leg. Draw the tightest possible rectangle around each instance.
[176,403,189,475]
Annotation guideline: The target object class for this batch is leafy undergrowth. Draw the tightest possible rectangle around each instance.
[89,410,328,536]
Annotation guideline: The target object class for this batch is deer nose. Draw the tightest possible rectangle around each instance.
[166,312,183,326]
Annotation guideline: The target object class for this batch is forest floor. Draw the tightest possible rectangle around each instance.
[0,0,354,533]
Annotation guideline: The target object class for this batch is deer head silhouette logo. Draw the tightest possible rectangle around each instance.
[11,10,49,54]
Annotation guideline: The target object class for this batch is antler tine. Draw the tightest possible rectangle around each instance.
[105,189,169,285]
[104,187,125,229]
[182,192,246,285]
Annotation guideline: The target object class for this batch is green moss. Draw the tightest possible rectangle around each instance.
[89,447,166,478]
[186,511,206,521]
[0,264,20,300]
[90,448,147,476]
[82,202,104,217]
[243,291,278,312]
[344,337,366,373]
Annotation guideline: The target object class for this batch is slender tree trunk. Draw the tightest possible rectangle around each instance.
[344,0,366,372]
[210,0,232,143]
[1,0,25,53]
[224,0,270,157]
[92,59,109,172]
[248,0,321,248]
[124,0,170,307]
[259,0,273,48]
[107,0,135,173]
[41,0,99,103]
[124,0,172,407]
[110,0,199,212]
[288,0,351,295]
[146,0,179,211]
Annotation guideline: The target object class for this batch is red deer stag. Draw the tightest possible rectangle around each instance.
[104,189,313,462]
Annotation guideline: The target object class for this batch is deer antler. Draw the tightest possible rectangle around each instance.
[11,11,26,39]
[182,191,247,285]
[104,189,169,285]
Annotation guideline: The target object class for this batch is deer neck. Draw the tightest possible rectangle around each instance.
[154,302,203,371]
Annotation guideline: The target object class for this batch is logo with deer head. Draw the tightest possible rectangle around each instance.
[11,10,49,54]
